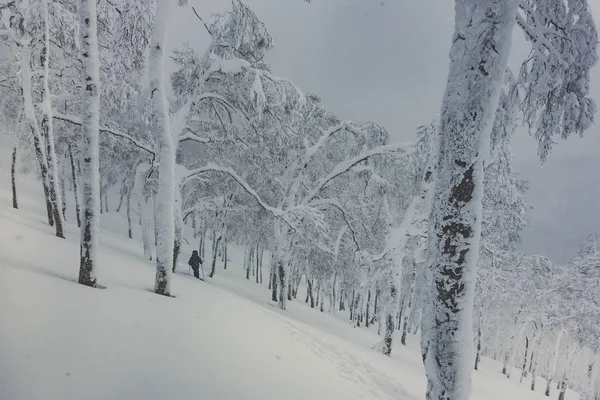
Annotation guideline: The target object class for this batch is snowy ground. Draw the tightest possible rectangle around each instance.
[0,147,581,399]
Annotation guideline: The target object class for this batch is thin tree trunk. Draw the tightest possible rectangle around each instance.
[41,0,65,239]
[558,377,567,400]
[116,179,126,212]
[245,247,251,280]
[474,325,482,371]
[530,351,536,391]
[383,285,397,356]
[259,248,263,283]
[60,176,67,221]
[366,290,371,328]
[126,187,132,239]
[21,45,53,227]
[271,263,278,302]
[255,245,260,283]
[421,2,518,399]
[223,237,228,270]
[209,235,222,278]
[77,0,101,287]
[68,145,81,228]
[11,145,18,209]
[521,337,529,383]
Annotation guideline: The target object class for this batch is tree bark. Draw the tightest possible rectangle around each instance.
[521,337,529,383]
[77,0,101,287]
[41,0,65,239]
[271,263,278,302]
[20,45,53,227]
[421,2,518,399]
[68,145,81,228]
[558,377,567,400]
[149,0,176,296]
[126,187,132,239]
[209,235,222,278]
[383,285,397,356]
[116,179,126,212]
[11,146,18,209]
[474,325,482,371]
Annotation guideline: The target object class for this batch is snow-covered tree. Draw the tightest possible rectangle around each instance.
[421,1,597,399]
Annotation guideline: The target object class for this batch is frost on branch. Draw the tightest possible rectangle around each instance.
[517,0,598,161]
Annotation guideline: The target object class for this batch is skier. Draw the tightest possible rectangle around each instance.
[188,250,203,280]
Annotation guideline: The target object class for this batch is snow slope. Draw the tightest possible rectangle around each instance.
[0,149,581,400]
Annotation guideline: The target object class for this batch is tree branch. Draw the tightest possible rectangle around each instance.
[52,111,156,160]
[301,141,413,206]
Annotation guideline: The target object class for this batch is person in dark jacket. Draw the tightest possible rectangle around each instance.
[188,250,203,279]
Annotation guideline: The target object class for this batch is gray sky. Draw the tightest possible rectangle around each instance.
[169,0,600,263]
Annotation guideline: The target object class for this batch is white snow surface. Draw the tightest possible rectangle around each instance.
[0,144,583,399]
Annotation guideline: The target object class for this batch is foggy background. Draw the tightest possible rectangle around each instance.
[168,0,600,263]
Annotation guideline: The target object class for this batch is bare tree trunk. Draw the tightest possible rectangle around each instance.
[68,145,81,228]
[474,325,482,371]
[383,285,397,356]
[11,146,18,209]
[271,263,278,302]
[259,248,264,283]
[116,179,126,212]
[530,351,536,391]
[558,377,567,400]
[209,235,222,278]
[60,175,67,221]
[521,337,529,383]
[366,290,371,328]
[40,0,65,239]
[77,0,101,287]
[223,237,228,270]
[126,188,132,239]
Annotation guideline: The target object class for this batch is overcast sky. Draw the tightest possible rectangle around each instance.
[168,0,600,263]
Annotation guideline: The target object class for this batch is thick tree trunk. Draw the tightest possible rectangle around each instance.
[68,145,81,228]
[149,0,176,296]
[420,2,518,399]
[77,0,101,287]
[11,146,18,209]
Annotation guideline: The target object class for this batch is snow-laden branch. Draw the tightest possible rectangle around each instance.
[301,141,414,206]
[53,111,156,158]
[178,131,211,144]
[182,162,283,218]
[309,198,361,250]
[303,122,347,164]
[515,5,568,68]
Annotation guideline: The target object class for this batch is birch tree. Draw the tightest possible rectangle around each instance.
[421,1,597,399]
[77,0,101,287]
